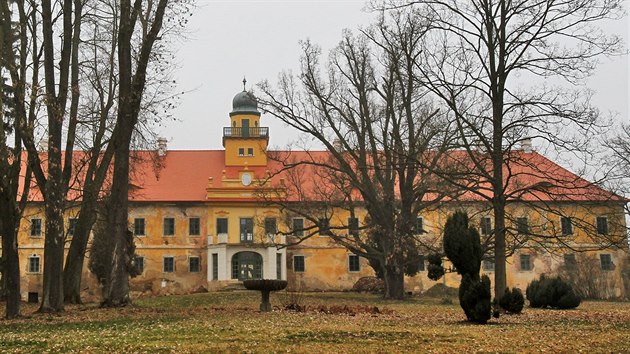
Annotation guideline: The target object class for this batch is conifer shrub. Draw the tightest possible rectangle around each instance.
[459,274,492,324]
[499,287,524,314]
[526,275,581,309]
[427,253,445,281]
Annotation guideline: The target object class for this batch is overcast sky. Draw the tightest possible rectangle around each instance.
[163,0,629,151]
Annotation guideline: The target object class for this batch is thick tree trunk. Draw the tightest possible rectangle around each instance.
[63,193,98,304]
[39,187,65,313]
[0,211,21,318]
[101,147,132,306]
[382,264,406,300]
[493,202,507,299]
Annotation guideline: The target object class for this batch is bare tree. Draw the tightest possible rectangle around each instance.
[378,0,626,298]
[99,0,172,306]
[259,12,455,299]
[0,0,36,319]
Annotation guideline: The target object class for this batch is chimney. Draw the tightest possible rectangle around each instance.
[520,138,532,153]
[157,137,168,157]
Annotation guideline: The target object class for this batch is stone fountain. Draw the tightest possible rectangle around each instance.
[243,279,288,312]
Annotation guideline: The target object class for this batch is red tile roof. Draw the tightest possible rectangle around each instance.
[19,149,626,204]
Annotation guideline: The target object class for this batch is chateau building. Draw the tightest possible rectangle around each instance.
[7,87,630,301]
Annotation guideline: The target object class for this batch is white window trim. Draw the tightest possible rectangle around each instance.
[163,217,175,237]
[292,217,305,237]
[30,218,43,238]
[27,255,41,274]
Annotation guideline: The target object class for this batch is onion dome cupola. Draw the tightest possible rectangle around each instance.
[230,78,261,117]
[223,77,269,167]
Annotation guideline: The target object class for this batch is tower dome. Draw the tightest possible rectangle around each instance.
[230,79,260,116]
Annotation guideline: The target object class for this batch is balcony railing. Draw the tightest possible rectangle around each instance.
[223,127,269,139]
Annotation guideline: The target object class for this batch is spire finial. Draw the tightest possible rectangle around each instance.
[242,77,247,91]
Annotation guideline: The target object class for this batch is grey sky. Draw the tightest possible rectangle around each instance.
[164,0,629,151]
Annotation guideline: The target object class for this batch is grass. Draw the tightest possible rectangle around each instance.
[1,291,629,353]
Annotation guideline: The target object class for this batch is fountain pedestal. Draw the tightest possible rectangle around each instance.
[243,279,288,312]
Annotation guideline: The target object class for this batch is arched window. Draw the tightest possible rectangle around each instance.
[231,251,263,280]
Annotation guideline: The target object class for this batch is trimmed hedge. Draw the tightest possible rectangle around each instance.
[526,275,581,309]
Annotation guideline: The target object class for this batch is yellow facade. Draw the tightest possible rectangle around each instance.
[5,87,629,302]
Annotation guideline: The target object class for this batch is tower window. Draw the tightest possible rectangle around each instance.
[247,148,254,156]
[238,148,245,156]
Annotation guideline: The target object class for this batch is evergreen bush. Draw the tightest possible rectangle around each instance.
[526,275,581,309]
[459,274,492,324]
[499,287,524,314]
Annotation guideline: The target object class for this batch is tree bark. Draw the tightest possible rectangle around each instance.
[383,264,405,300]
[0,209,21,318]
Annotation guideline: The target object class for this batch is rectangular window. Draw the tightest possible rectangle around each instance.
[189,217,201,236]
[519,254,532,271]
[596,216,608,235]
[212,253,218,280]
[348,217,359,236]
[240,217,253,242]
[163,217,175,236]
[292,218,304,237]
[414,217,424,234]
[30,218,42,237]
[265,217,277,236]
[238,148,245,156]
[67,218,77,237]
[28,256,41,273]
[564,253,576,269]
[134,256,145,274]
[516,217,529,234]
[247,148,254,156]
[318,218,330,236]
[480,217,492,236]
[216,218,228,234]
[418,255,425,272]
[560,216,573,235]
[348,254,360,272]
[293,255,305,272]
[189,256,200,273]
[483,259,495,271]
[276,253,282,280]
[134,218,146,236]
[163,256,175,273]
[600,254,614,271]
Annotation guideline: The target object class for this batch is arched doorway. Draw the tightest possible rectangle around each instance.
[231,251,263,280]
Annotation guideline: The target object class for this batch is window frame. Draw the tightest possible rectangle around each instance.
[483,259,495,272]
[238,148,245,156]
[292,218,305,237]
[247,147,254,156]
[239,217,254,243]
[67,217,77,237]
[188,217,201,236]
[163,217,175,237]
[30,218,42,237]
[563,253,576,269]
[189,256,201,273]
[264,217,277,236]
[560,216,573,236]
[348,254,361,272]
[293,255,305,272]
[519,254,532,271]
[596,216,608,235]
[134,256,145,274]
[27,255,41,273]
[480,217,492,236]
[318,218,331,236]
[600,254,614,271]
[211,253,219,280]
[348,217,359,236]
[134,218,146,237]
[516,217,529,235]
[163,256,175,273]
[216,218,228,235]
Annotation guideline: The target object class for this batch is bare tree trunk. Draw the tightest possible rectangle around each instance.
[383,265,405,300]
[0,210,21,318]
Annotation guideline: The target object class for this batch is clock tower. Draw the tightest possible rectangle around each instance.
[223,79,268,167]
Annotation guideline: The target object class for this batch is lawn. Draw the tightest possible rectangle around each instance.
[1,291,629,353]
